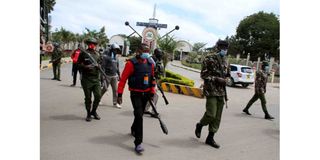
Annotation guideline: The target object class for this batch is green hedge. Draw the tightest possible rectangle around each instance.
[160,70,194,87]
[181,60,202,70]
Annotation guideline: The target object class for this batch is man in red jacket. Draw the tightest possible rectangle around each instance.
[117,43,156,154]
[70,44,81,86]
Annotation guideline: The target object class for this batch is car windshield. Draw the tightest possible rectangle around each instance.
[241,67,253,73]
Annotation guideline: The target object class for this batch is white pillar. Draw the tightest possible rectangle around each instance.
[257,57,261,71]
[246,53,250,66]
[236,53,240,61]
[269,57,275,73]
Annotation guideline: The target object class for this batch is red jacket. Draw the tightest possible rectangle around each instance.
[118,58,156,96]
[71,49,80,63]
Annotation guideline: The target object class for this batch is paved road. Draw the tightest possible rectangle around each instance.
[41,58,279,160]
[166,61,203,87]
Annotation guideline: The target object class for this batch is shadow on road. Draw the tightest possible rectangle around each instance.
[59,84,82,89]
[88,131,133,152]
[40,77,53,80]
[160,137,202,148]
[50,114,84,121]
[118,110,133,117]
[233,113,266,120]
[227,85,251,89]
[263,129,280,140]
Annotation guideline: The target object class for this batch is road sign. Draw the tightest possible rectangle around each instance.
[136,22,167,29]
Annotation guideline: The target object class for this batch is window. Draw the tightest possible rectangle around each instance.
[230,66,237,71]
[241,67,253,73]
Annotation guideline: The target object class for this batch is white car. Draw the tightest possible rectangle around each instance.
[227,64,254,88]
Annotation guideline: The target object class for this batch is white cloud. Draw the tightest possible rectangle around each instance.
[50,0,279,48]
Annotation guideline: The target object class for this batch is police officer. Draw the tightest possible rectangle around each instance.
[101,43,122,108]
[117,43,156,154]
[242,61,274,120]
[144,48,164,117]
[195,40,229,149]
[77,38,102,122]
[51,42,63,81]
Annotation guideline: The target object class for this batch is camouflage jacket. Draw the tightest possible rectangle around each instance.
[153,56,164,80]
[201,53,228,97]
[51,48,63,64]
[77,49,101,80]
[255,70,268,94]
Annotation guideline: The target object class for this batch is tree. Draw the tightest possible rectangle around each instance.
[44,0,56,13]
[192,42,207,52]
[225,36,243,57]
[157,35,178,72]
[51,27,74,50]
[84,27,109,48]
[236,11,279,60]
[127,36,142,54]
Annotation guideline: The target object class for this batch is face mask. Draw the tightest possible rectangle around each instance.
[219,49,227,57]
[88,44,96,50]
[141,52,150,59]
[264,66,269,72]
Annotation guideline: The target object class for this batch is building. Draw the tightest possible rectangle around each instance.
[109,35,130,56]
[40,0,50,43]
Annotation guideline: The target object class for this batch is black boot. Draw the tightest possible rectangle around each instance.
[131,128,135,137]
[205,132,220,149]
[91,104,100,120]
[195,123,203,138]
[265,114,274,120]
[86,112,92,122]
[85,105,92,122]
[242,109,252,115]
[91,111,101,120]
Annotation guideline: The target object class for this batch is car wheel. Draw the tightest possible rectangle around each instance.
[227,77,234,87]
[242,84,249,88]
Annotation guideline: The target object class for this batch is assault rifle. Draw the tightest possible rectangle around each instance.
[149,100,168,135]
[157,83,169,105]
[79,47,108,79]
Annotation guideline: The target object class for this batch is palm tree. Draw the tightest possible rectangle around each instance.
[84,27,109,48]
[51,27,74,50]
[44,0,56,13]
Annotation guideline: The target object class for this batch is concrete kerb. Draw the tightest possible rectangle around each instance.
[161,82,204,98]
[40,58,72,71]
[170,63,201,73]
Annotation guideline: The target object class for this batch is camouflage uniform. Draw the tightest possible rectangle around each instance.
[243,70,272,117]
[51,47,63,80]
[199,53,228,133]
[78,49,102,121]
[144,56,163,116]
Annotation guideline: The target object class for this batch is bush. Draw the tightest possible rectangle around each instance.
[161,70,194,87]
[181,60,202,70]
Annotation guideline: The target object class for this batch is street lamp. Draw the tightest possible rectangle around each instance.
[125,21,142,38]
[160,25,180,39]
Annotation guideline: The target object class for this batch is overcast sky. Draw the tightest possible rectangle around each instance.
[50,0,279,47]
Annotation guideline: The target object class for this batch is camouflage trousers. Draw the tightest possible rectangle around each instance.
[81,78,101,113]
[200,96,225,133]
[244,93,268,115]
[52,63,61,79]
